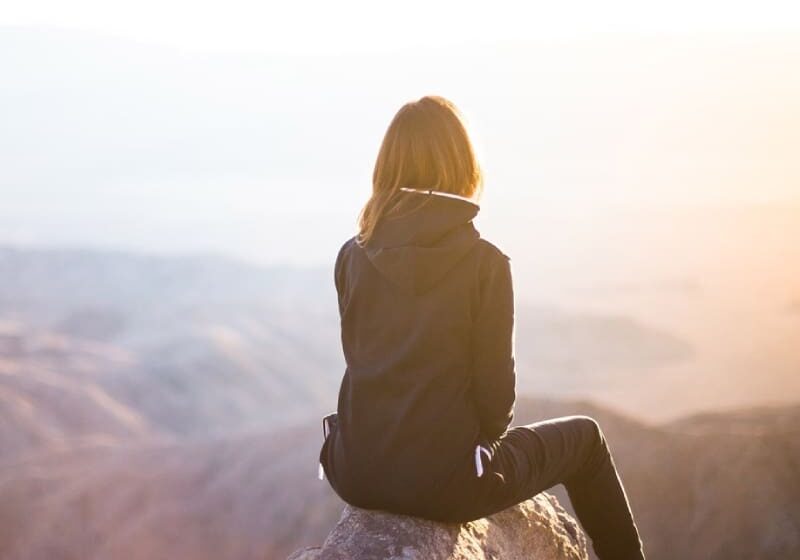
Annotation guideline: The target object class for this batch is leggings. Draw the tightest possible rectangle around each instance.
[423,415,646,560]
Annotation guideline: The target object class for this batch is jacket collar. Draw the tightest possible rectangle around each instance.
[363,189,481,295]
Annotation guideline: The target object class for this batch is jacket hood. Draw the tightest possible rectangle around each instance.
[363,189,481,295]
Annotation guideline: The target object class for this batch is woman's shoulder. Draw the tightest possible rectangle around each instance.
[474,238,511,263]
[335,235,358,263]
[473,239,513,290]
[339,235,358,252]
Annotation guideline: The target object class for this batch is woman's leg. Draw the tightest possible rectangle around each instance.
[486,415,646,560]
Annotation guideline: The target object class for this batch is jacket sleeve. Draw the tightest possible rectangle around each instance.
[470,252,516,441]
[334,238,350,316]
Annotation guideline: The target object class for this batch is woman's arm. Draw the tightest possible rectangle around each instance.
[470,252,516,441]
[334,238,351,316]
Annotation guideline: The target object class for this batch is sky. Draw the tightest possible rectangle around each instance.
[1,2,799,268]
[5,1,800,54]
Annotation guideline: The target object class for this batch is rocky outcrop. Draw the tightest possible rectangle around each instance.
[287,491,588,560]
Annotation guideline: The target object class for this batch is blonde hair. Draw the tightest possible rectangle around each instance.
[355,95,484,248]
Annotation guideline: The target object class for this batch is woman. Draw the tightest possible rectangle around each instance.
[319,95,646,560]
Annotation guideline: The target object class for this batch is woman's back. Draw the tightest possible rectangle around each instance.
[322,188,516,515]
[318,95,645,558]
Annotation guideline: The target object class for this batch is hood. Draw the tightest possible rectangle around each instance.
[363,190,481,295]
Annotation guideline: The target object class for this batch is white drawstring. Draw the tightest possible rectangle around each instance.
[474,444,491,477]
[319,415,334,480]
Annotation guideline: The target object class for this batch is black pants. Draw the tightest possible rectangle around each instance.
[424,415,646,560]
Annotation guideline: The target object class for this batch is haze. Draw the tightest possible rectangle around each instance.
[1,8,799,418]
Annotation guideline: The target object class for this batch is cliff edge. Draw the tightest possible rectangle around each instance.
[286,491,588,560]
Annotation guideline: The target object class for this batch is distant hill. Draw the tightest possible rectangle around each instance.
[0,313,338,446]
[0,246,333,317]
[0,245,693,431]
[0,319,151,459]
[0,423,336,560]
[0,246,344,439]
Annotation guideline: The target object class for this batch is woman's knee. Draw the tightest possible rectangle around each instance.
[571,415,606,446]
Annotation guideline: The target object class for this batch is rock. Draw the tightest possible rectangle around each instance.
[286,491,588,560]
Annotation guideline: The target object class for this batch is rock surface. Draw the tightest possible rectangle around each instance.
[287,491,588,560]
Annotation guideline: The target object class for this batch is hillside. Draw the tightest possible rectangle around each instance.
[0,245,699,425]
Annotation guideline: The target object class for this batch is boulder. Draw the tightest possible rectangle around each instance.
[287,491,588,560]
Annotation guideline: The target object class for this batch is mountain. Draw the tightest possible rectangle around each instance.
[0,245,694,429]
[0,423,339,560]
[0,246,344,438]
[0,319,152,459]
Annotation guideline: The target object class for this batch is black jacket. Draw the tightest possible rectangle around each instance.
[320,188,516,515]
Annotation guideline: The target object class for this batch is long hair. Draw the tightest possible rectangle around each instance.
[355,95,484,248]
